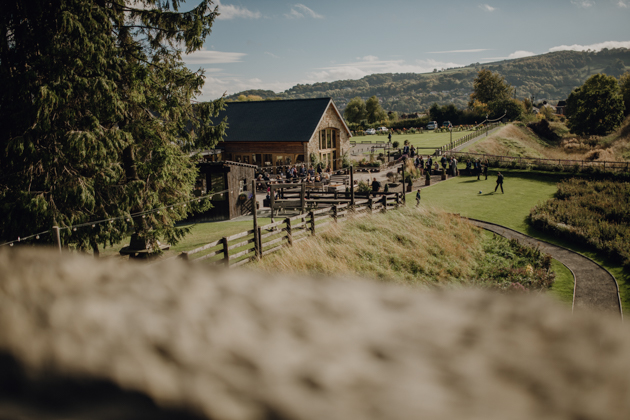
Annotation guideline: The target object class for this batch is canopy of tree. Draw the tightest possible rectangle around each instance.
[0,0,226,253]
[566,74,625,136]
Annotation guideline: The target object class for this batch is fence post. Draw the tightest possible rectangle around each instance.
[222,237,229,267]
[285,218,293,247]
[252,180,259,259]
[332,205,338,223]
[309,211,315,236]
[179,251,189,261]
[395,193,400,209]
[382,195,388,213]
[350,166,355,207]
[368,197,373,214]
[52,226,62,253]
[257,227,263,258]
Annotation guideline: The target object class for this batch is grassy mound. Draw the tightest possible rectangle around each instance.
[465,118,630,162]
[254,207,556,293]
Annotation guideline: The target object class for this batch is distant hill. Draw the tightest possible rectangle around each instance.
[226,48,630,113]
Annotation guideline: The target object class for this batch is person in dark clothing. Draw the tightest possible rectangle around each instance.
[483,160,488,180]
[441,155,447,170]
[494,172,504,193]
[475,159,481,180]
[371,177,381,193]
[415,189,421,207]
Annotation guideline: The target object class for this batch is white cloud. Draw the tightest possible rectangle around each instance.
[570,0,595,8]
[479,4,496,12]
[265,52,280,59]
[429,49,490,54]
[285,4,324,19]
[183,49,246,65]
[216,1,261,20]
[618,1,628,7]
[549,40,630,52]
[508,50,536,59]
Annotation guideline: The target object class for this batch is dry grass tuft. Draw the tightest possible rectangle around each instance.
[469,122,630,162]
[254,207,483,286]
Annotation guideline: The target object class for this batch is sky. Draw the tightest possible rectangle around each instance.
[180,0,630,100]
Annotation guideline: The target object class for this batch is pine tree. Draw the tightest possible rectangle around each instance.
[0,0,226,253]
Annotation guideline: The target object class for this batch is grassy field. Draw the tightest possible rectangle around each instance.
[97,217,271,258]
[408,171,630,310]
[356,130,475,153]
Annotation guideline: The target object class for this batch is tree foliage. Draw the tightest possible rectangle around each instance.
[0,0,226,253]
[565,74,624,136]
[344,97,367,124]
[366,96,387,123]
[620,71,630,116]
[469,69,514,108]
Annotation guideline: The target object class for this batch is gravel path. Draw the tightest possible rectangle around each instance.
[468,219,622,317]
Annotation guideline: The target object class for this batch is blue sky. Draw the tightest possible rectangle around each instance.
[180,0,630,100]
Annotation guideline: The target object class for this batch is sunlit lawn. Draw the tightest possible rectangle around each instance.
[354,130,477,154]
[409,170,630,311]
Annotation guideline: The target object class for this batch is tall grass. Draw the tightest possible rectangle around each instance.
[255,207,556,293]
[255,207,482,286]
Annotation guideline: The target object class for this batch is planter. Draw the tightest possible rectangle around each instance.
[425,178,431,186]
[406,184,412,192]
[441,172,447,180]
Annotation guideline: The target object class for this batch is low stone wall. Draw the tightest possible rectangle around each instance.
[1,248,630,420]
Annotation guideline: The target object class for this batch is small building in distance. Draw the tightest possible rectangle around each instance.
[213,98,352,172]
[189,161,257,222]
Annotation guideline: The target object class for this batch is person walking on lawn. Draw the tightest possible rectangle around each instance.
[415,189,421,207]
[494,172,504,193]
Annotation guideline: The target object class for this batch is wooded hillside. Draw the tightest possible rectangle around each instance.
[227,49,630,113]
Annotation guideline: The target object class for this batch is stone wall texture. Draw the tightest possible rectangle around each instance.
[306,103,351,160]
[1,248,630,420]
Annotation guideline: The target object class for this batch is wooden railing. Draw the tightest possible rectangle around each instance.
[175,193,402,267]
[436,122,503,154]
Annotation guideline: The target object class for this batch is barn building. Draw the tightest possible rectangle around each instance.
[211,98,352,172]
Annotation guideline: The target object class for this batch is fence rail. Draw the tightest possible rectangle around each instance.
[451,151,630,173]
[174,193,403,268]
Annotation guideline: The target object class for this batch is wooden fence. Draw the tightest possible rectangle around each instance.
[436,122,503,154]
[175,193,402,268]
[451,151,630,173]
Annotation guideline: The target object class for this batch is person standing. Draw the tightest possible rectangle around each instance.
[483,159,488,180]
[415,189,421,207]
[494,172,504,193]
[371,177,381,193]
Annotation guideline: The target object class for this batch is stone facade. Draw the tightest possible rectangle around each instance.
[305,102,352,169]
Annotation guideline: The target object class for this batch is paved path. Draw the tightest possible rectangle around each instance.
[468,219,622,317]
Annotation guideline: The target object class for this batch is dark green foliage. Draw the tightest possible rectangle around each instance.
[0,0,226,252]
[343,97,367,124]
[565,74,624,136]
[469,69,514,107]
[227,49,630,115]
[620,71,630,116]
[527,119,560,141]
[528,179,630,268]
[474,235,555,292]
[365,96,387,124]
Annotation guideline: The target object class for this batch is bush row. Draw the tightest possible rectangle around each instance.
[527,178,630,268]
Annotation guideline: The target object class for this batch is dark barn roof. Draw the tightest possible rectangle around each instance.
[216,98,337,143]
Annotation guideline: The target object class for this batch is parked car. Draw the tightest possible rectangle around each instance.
[365,128,376,135]
[442,121,452,128]
[377,127,389,132]
[426,121,438,130]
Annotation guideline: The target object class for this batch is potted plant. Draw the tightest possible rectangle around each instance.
[425,170,431,186]
[406,175,413,192]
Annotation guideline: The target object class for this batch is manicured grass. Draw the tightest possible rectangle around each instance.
[412,170,559,232]
[549,259,574,306]
[408,172,571,300]
[409,171,630,312]
[358,130,475,152]
[97,217,271,258]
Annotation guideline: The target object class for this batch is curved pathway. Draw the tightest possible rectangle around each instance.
[468,219,622,317]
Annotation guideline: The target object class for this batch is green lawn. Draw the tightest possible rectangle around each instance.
[356,130,476,152]
[409,172,572,303]
[98,217,271,258]
[409,171,630,312]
